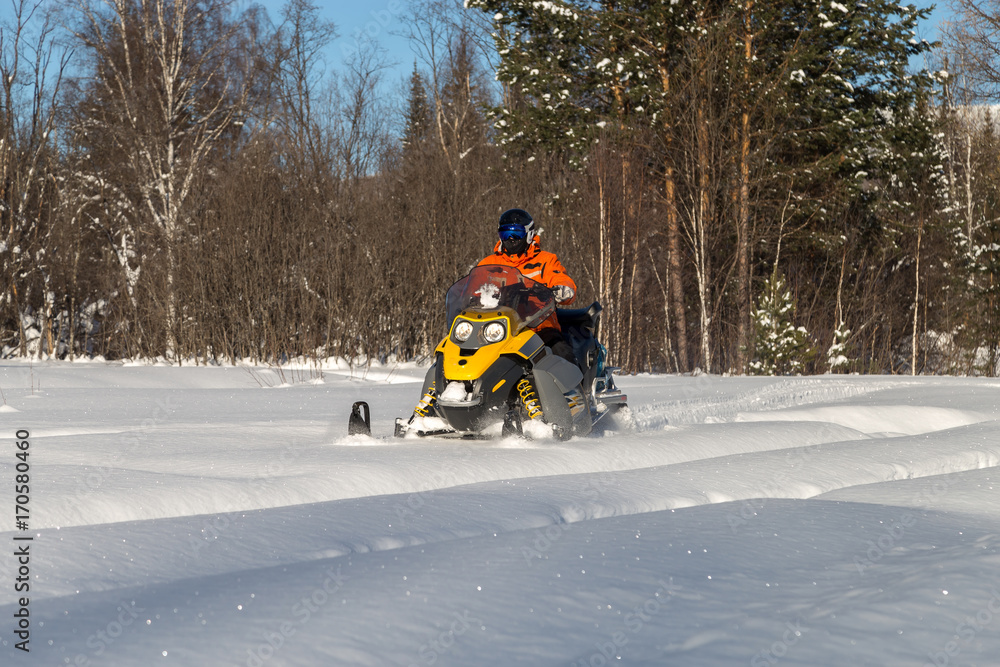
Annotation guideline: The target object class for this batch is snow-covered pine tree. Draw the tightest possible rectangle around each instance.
[827,320,852,373]
[749,270,817,375]
[465,0,702,159]
[760,0,939,210]
[469,0,937,189]
[464,0,605,158]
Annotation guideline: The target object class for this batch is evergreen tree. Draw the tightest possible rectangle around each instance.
[761,0,938,199]
[827,320,852,373]
[749,270,817,375]
[468,0,936,172]
[402,62,432,154]
[464,0,611,158]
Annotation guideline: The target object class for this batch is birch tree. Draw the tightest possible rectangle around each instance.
[67,0,259,358]
[943,0,1000,373]
[0,0,68,356]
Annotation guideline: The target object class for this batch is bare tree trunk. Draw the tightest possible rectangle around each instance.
[13,284,27,356]
[736,0,753,374]
[666,167,687,372]
[166,237,178,360]
[647,244,676,371]
[911,217,923,376]
[625,159,644,372]
[659,65,688,371]
[598,168,608,340]
[695,101,712,372]
[965,119,975,259]
[835,246,846,329]
[992,270,998,377]
[42,277,55,358]
[618,155,630,369]
[69,296,76,360]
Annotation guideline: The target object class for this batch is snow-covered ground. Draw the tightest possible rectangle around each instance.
[0,361,998,666]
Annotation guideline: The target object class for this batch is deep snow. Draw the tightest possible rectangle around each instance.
[0,361,998,666]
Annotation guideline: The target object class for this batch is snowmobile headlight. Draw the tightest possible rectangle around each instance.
[483,321,506,343]
[454,320,474,342]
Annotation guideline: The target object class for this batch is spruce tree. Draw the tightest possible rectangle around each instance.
[463,0,608,158]
[749,270,817,375]
[402,62,432,156]
[468,0,937,174]
[403,62,431,148]
[827,320,852,373]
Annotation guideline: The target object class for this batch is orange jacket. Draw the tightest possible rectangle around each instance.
[477,239,577,305]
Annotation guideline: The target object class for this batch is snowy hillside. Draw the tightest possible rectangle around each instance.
[0,361,998,666]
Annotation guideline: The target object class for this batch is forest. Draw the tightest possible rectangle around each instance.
[1,0,999,375]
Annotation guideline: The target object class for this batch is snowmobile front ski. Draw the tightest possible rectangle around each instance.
[348,401,371,436]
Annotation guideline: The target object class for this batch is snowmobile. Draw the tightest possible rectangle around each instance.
[353,264,627,440]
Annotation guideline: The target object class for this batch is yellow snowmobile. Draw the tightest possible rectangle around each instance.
[385,265,628,440]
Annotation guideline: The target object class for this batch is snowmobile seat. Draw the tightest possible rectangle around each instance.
[556,301,602,334]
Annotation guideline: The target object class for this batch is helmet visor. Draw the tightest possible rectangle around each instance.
[498,223,528,242]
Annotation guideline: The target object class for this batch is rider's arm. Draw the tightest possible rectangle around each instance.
[543,254,577,305]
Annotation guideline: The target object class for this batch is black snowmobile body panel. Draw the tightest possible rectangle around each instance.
[558,302,603,396]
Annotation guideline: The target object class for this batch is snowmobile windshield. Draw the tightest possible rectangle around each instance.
[446,265,556,331]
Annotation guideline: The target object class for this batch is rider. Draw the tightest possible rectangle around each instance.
[478,208,577,364]
[407,208,579,426]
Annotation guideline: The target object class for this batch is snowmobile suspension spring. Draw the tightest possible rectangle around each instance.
[413,384,436,418]
[517,378,543,421]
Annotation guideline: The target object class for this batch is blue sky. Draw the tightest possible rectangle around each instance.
[912,0,950,40]
[258,0,417,82]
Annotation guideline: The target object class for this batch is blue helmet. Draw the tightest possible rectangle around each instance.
[497,208,534,255]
